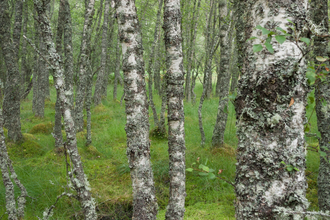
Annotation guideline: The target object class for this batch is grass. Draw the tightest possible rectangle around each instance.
[0,82,321,219]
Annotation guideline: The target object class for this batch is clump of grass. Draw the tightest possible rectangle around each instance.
[29,122,54,134]
[93,104,107,113]
[7,133,44,158]
[210,144,236,157]
[150,127,167,139]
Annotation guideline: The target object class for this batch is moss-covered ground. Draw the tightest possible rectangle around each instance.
[0,83,320,219]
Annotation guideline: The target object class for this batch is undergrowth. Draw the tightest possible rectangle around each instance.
[0,83,320,219]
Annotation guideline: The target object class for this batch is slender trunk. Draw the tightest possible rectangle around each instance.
[147,0,163,127]
[153,27,162,94]
[31,0,97,217]
[186,0,201,102]
[54,0,65,148]
[0,109,27,220]
[311,0,330,212]
[13,0,23,59]
[112,0,158,219]
[35,27,46,117]
[86,61,93,146]
[113,30,121,101]
[158,75,167,136]
[229,35,239,93]
[75,0,95,132]
[163,0,186,219]
[63,0,74,108]
[212,5,233,147]
[0,0,23,143]
[94,0,110,106]
[234,1,309,218]
[20,0,28,98]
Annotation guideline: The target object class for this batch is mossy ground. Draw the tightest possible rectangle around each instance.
[0,83,320,219]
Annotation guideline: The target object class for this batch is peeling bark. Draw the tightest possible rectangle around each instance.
[234,1,309,219]
[163,0,186,219]
[112,0,158,219]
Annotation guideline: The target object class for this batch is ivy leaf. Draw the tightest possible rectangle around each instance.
[253,44,263,52]
[275,35,286,44]
[256,25,271,35]
[300,38,310,46]
[186,168,194,172]
[265,42,274,54]
[316,56,327,62]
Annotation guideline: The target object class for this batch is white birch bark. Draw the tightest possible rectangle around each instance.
[112,0,158,219]
[163,0,186,219]
[234,0,309,219]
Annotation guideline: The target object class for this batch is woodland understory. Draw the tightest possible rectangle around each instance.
[0,0,330,219]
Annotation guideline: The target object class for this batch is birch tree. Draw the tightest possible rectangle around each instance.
[31,0,97,218]
[75,0,95,132]
[163,0,186,218]
[311,0,330,212]
[234,0,310,218]
[112,0,158,219]
[0,0,23,143]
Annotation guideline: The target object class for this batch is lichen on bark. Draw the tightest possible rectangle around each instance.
[163,0,186,219]
[112,0,158,219]
[234,0,310,219]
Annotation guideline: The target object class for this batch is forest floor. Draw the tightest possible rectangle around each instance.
[0,82,320,219]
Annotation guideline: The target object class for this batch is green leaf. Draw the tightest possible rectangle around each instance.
[316,132,321,138]
[320,151,327,157]
[265,36,272,44]
[287,19,294,24]
[306,69,316,85]
[199,172,209,176]
[275,35,286,44]
[186,168,194,172]
[191,162,196,166]
[223,105,228,114]
[208,173,216,180]
[247,37,257,41]
[228,93,236,100]
[202,166,210,173]
[253,44,263,53]
[308,96,314,104]
[300,38,310,46]
[286,165,293,172]
[304,125,310,132]
[265,42,274,54]
[209,168,215,173]
[198,164,204,169]
[256,25,271,35]
[276,27,287,34]
[293,167,299,171]
[281,161,286,165]
[316,56,328,62]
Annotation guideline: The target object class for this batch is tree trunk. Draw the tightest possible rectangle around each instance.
[112,0,158,219]
[0,109,27,220]
[20,0,29,99]
[163,0,186,219]
[185,0,201,103]
[0,0,23,143]
[147,0,163,127]
[212,4,233,147]
[54,0,65,148]
[13,0,23,59]
[94,0,110,106]
[113,30,121,101]
[75,0,95,132]
[32,0,97,218]
[234,1,309,219]
[311,0,330,212]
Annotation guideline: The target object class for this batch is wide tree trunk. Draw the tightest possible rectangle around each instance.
[75,0,95,132]
[32,0,97,218]
[311,0,330,212]
[94,0,110,106]
[0,0,23,143]
[112,0,158,219]
[163,0,186,219]
[234,1,309,219]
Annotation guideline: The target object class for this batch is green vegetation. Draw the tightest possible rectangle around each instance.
[0,84,321,219]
